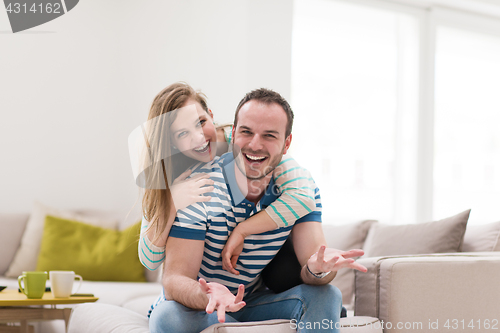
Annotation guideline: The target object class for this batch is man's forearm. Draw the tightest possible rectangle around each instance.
[300,263,337,286]
[164,274,208,310]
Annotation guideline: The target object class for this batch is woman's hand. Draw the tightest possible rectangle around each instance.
[199,278,246,323]
[221,232,245,275]
[171,170,214,211]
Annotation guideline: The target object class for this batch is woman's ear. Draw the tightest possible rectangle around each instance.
[208,108,214,119]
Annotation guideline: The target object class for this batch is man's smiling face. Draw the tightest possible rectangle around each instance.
[232,100,291,180]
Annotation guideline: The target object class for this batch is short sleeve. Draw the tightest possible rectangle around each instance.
[169,202,208,240]
[295,187,322,224]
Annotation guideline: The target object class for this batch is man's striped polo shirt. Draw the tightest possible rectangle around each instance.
[153,152,322,310]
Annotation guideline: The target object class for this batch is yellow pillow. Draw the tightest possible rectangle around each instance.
[36,215,146,282]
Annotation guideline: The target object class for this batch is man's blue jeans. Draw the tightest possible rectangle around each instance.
[149,284,342,333]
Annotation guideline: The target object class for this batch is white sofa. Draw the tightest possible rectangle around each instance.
[354,252,500,333]
[2,206,500,333]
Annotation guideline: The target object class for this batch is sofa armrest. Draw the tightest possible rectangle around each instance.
[354,252,500,332]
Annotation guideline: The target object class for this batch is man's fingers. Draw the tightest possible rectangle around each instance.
[199,278,209,293]
[350,262,368,272]
[206,296,217,314]
[217,305,226,323]
[321,256,340,272]
[234,284,245,304]
[317,245,326,263]
[341,249,365,258]
[227,301,246,313]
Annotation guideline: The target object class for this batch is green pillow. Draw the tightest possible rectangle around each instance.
[36,215,146,282]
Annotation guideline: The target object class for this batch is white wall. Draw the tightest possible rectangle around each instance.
[0,0,292,214]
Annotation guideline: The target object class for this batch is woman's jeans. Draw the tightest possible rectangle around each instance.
[149,284,342,333]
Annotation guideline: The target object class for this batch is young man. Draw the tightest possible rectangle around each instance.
[149,88,367,333]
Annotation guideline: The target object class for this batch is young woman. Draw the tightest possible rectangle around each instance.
[138,82,316,275]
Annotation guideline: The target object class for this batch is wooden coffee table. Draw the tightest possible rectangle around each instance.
[0,289,98,333]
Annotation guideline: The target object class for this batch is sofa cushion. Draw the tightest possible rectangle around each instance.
[123,295,159,316]
[462,220,500,252]
[36,216,145,282]
[5,202,118,278]
[362,210,470,257]
[323,220,376,309]
[68,303,150,333]
[0,213,28,276]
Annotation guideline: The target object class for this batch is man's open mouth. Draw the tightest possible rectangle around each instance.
[244,153,268,163]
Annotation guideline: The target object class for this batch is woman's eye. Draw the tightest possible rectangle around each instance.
[177,131,187,138]
[197,119,206,127]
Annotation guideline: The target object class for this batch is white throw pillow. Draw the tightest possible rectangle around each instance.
[462,221,500,252]
[5,201,118,278]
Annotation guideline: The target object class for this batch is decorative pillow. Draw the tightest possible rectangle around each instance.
[36,215,146,282]
[323,220,377,309]
[462,221,500,252]
[362,210,470,257]
[5,202,118,278]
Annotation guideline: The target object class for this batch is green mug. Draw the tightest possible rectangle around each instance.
[18,271,47,299]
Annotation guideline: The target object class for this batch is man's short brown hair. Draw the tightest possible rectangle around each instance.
[234,88,294,138]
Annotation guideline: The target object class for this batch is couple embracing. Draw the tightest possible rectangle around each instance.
[134,82,367,333]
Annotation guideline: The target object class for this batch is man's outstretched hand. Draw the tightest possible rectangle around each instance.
[307,246,368,275]
[199,278,246,323]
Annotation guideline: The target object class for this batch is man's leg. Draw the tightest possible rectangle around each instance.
[232,284,342,333]
[149,300,238,333]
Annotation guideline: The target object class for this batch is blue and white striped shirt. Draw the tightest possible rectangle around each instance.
[150,152,322,313]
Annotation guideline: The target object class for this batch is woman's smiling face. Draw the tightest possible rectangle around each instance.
[170,99,217,163]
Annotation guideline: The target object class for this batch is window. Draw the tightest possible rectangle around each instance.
[292,0,500,225]
[434,22,500,224]
[291,0,420,224]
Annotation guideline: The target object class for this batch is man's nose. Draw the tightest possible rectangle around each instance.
[247,134,263,151]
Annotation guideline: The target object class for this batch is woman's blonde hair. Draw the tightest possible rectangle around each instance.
[142,82,209,241]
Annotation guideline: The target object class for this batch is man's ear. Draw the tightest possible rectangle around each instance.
[283,133,292,155]
[208,108,214,119]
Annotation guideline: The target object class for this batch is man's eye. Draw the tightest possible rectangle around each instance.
[265,134,276,139]
[197,119,206,127]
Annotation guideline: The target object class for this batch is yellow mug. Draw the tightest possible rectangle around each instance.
[18,271,47,299]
